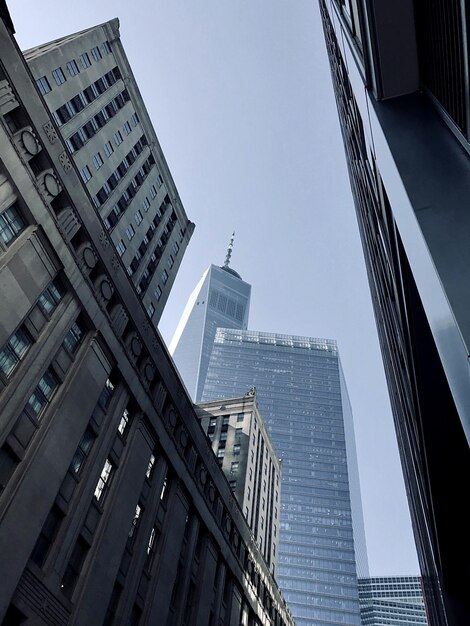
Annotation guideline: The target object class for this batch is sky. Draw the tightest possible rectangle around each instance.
[11,1,419,575]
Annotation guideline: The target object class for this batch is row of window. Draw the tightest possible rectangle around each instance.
[35,41,112,96]
[52,67,121,127]
[104,171,161,233]
[65,89,130,154]
[0,202,26,249]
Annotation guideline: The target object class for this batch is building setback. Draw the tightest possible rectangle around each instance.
[359,576,428,626]
[0,9,294,626]
[319,1,470,624]
[201,329,368,626]
[23,19,194,325]
[196,390,282,578]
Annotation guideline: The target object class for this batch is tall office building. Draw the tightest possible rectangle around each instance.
[0,7,295,626]
[320,1,470,624]
[358,576,428,626]
[196,390,282,578]
[170,236,251,401]
[24,19,194,324]
[201,329,368,626]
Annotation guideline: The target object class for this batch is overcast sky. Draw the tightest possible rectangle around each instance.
[12,1,419,575]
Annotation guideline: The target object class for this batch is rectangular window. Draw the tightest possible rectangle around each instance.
[80,165,92,183]
[126,224,135,240]
[63,320,85,355]
[117,408,130,436]
[142,197,150,212]
[146,302,155,318]
[38,280,62,315]
[123,121,132,135]
[131,112,139,126]
[0,203,26,247]
[70,427,95,474]
[229,480,236,490]
[219,431,227,442]
[61,536,89,599]
[91,46,102,61]
[79,52,91,69]
[233,444,241,455]
[235,427,243,441]
[222,415,230,426]
[116,240,126,257]
[99,377,115,409]
[167,254,174,269]
[127,503,142,547]
[114,130,123,146]
[173,241,179,255]
[237,413,244,423]
[217,448,225,459]
[231,461,239,474]
[145,526,159,570]
[66,60,80,77]
[150,185,157,199]
[102,41,112,55]
[146,453,156,479]
[0,326,32,379]
[30,504,64,567]
[104,140,114,157]
[52,67,66,86]
[92,152,104,169]
[26,368,59,420]
[154,285,162,301]
[94,458,113,502]
[134,210,143,225]
[161,269,168,284]
[36,76,51,95]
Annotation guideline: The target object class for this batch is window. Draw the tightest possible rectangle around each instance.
[80,165,92,183]
[173,241,179,255]
[150,185,157,199]
[94,458,113,502]
[235,427,243,441]
[154,285,162,301]
[117,408,130,436]
[26,368,58,420]
[229,480,237,490]
[61,536,89,599]
[104,141,114,157]
[79,52,91,69]
[38,280,62,315]
[160,475,169,502]
[63,320,85,355]
[52,67,66,86]
[145,526,159,570]
[102,41,112,55]
[116,240,126,257]
[167,254,174,269]
[126,224,135,240]
[92,152,104,169]
[69,427,95,474]
[36,76,51,95]
[209,418,217,428]
[134,210,143,225]
[231,461,239,474]
[146,453,156,479]
[142,197,150,212]
[219,431,227,442]
[237,413,244,423]
[131,112,139,126]
[233,444,241,455]
[146,302,155,318]
[114,131,123,146]
[66,60,80,77]
[0,203,26,247]
[91,46,102,61]
[222,415,230,426]
[161,270,169,285]
[99,377,115,408]
[0,327,32,378]
[123,121,132,135]
[217,448,225,461]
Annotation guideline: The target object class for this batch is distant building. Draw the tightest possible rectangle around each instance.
[359,576,428,625]
[202,328,368,626]
[0,8,294,626]
[196,389,281,578]
[320,1,470,623]
[23,19,194,324]
[170,235,251,401]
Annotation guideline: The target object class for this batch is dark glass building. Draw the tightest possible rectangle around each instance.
[201,329,368,626]
[320,1,470,624]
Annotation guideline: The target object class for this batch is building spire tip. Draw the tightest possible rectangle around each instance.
[223,231,235,268]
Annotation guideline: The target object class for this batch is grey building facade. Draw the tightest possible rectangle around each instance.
[358,576,428,626]
[320,1,470,624]
[201,329,368,626]
[24,19,194,325]
[0,9,294,626]
[169,259,251,402]
[196,390,282,578]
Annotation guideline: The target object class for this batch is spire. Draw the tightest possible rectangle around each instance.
[223,231,235,268]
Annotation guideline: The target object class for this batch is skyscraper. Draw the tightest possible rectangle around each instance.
[358,576,427,626]
[23,19,194,324]
[320,1,470,624]
[170,236,251,401]
[0,8,295,626]
[196,389,282,577]
[202,329,368,626]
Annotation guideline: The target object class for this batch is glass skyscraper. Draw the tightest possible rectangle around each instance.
[201,328,368,626]
[358,576,428,625]
[169,261,251,401]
